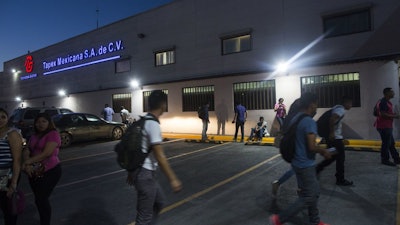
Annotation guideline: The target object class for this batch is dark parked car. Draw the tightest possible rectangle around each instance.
[10,107,73,139]
[52,113,127,147]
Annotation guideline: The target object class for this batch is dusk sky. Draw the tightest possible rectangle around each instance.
[0,0,174,72]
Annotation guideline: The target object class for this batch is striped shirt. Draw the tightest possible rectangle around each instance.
[0,130,13,169]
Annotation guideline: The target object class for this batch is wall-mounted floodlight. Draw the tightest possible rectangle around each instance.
[15,96,22,102]
[130,79,140,89]
[11,69,21,75]
[276,62,289,73]
[58,89,68,97]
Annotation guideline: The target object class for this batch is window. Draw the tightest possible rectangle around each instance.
[115,58,131,73]
[143,90,169,112]
[323,8,371,37]
[155,49,175,66]
[301,72,361,107]
[233,80,276,110]
[221,34,252,55]
[112,93,132,114]
[182,86,214,112]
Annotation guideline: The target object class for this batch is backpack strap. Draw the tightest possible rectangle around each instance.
[284,113,309,135]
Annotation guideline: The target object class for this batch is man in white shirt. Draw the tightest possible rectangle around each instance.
[316,96,353,186]
[126,90,182,225]
[120,106,130,124]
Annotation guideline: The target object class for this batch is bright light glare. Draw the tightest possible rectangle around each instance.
[276,62,289,73]
[130,80,139,88]
[272,33,327,76]
[15,96,22,102]
[58,89,67,97]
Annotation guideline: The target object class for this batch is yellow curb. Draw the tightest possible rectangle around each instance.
[162,133,400,150]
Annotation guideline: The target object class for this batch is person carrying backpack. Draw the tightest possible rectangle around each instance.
[374,87,400,166]
[316,96,354,186]
[269,92,332,225]
[198,102,210,141]
[126,90,182,225]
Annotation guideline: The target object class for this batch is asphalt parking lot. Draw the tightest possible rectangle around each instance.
[2,136,399,225]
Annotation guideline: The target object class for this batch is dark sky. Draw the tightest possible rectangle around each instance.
[0,0,174,71]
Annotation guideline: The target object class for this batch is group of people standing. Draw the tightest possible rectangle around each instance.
[200,98,286,142]
[101,104,132,124]
[0,109,62,225]
[199,101,248,142]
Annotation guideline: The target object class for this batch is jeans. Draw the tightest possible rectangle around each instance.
[279,166,321,225]
[278,168,295,185]
[202,119,208,140]
[234,121,245,141]
[377,128,400,163]
[276,117,284,129]
[316,139,346,181]
[249,128,264,140]
[134,168,165,225]
[29,164,62,225]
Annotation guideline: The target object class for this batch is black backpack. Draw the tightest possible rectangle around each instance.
[279,114,309,163]
[114,116,157,171]
[317,106,344,138]
[197,106,206,119]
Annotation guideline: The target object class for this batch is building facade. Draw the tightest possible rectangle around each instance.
[1,0,400,139]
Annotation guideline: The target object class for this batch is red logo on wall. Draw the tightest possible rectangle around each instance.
[24,55,34,73]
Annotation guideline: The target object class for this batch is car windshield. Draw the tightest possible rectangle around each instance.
[85,114,101,122]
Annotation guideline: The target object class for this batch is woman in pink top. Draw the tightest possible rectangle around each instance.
[274,98,287,130]
[23,113,61,225]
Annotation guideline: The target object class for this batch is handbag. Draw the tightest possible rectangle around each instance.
[31,162,45,179]
[8,189,26,215]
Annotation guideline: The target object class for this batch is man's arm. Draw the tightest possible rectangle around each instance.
[153,144,182,192]
[328,113,340,140]
[306,133,331,159]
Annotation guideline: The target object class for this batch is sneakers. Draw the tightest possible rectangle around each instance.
[336,179,354,186]
[269,214,283,225]
[382,161,396,166]
[271,180,280,197]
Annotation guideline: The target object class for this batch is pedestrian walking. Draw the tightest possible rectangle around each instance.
[374,87,400,166]
[316,96,354,185]
[126,90,182,225]
[269,92,332,225]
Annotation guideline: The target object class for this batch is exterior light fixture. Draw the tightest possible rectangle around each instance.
[15,96,22,102]
[276,62,289,73]
[11,69,21,74]
[130,79,139,89]
[58,89,68,97]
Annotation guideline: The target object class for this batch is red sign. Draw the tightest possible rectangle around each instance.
[24,55,34,73]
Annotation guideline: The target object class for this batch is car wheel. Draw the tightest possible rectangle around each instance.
[60,132,72,148]
[112,127,123,140]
